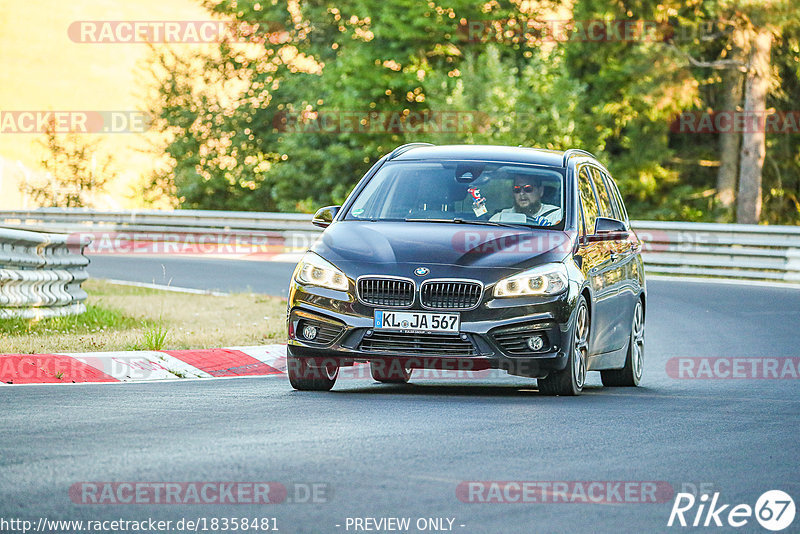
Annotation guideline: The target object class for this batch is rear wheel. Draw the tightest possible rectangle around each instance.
[601,299,644,387]
[370,360,412,384]
[287,355,339,391]
[538,296,588,396]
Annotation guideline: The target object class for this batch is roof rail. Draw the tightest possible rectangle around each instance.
[562,148,596,166]
[388,142,434,160]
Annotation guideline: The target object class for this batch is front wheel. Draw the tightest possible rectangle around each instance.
[601,299,644,387]
[538,296,589,396]
[287,355,339,391]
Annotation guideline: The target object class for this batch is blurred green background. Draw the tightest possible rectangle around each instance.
[3,0,799,224]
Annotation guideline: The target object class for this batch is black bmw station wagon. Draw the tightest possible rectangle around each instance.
[287,144,645,395]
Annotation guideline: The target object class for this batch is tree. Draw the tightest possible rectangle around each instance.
[565,0,799,223]
[664,11,747,222]
[736,25,772,223]
[665,1,799,223]
[145,0,547,210]
[21,119,113,208]
[563,0,701,219]
[715,25,746,220]
[144,0,800,224]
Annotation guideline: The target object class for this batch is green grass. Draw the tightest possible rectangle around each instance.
[0,279,287,354]
[0,303,143,338]
[139,321,170,351]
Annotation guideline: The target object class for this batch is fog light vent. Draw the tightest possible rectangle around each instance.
[291,313,345,346]
[527,335,544,351]
[491,325,552,355]
[302,325,318,340]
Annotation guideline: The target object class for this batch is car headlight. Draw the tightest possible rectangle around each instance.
[494,263,568,297]
[294,252,349,291]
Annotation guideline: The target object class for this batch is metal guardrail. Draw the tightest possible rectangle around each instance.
[0,208,316,233]
[0,208,320,256]
[0,227,90,319]
[633,221,800,283]
[1,209,798,284]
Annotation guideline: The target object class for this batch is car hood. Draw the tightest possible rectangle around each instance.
[311,221,573,277]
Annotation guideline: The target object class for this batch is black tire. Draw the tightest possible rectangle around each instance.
[538,296,589,396]
[601,299,644,387]
[287,355,339,391]
[370,360,412,384]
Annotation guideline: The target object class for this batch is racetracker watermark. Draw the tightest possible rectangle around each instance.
[337,360,495,380]
[272,110,489,134]
[634,228,719,253]
[1,517,279,533]
[666,357,800,380]
[68,20,286,44]
[451,230,573,255]
[69,482,331,504]
[67,231,314,256]
[671,111,800,134]
[457,19,667,44]
[0,111,151,134]
[288,358,576,382]
[456,481,674,503]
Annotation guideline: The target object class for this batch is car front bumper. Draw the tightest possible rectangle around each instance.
[286,280,580,379]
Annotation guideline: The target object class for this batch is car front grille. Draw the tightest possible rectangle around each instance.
[359,331,476,356]
[420,281,482,309]
[358,278,414,307]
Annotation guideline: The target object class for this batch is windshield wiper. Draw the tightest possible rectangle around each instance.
[404,217,531,229]
[404,218,462,223]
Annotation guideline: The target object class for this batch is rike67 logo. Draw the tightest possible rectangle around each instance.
[668,490,795,531]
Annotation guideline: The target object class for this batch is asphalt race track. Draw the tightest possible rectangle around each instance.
[86,255,298,297]
[1,255,799,533]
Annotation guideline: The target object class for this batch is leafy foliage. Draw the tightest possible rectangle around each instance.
[144,0,800,224]
[22,121,114,208]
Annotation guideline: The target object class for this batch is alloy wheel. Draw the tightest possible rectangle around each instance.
[573,302,589,389]
[631,301,644,381]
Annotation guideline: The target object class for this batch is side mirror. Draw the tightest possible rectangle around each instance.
[594,217,628,237]
[312,206,341,228]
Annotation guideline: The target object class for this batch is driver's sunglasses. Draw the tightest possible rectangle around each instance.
[513,184,536,194]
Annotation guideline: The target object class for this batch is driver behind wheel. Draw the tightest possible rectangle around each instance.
[490,174,562,226]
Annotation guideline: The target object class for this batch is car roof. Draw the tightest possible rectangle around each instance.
[389,144,570,167]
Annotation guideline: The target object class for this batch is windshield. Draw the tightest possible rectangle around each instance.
[345,160,565,228]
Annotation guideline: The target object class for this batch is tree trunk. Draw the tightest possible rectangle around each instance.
[715,28,746,221]
[736,27,772,224]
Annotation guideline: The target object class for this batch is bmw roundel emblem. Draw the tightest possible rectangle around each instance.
[414,267,429,276]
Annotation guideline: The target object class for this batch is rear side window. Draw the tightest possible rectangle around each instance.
[603,172,629,224]
[577,166,599,234]
[589,167,613,218]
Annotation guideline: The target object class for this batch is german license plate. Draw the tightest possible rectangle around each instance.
[374,310,460,334]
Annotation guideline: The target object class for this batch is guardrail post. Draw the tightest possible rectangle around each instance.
[785,248,800,283]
